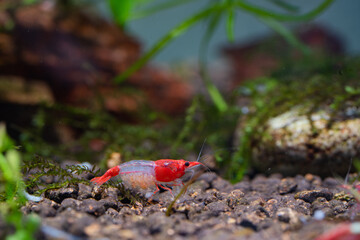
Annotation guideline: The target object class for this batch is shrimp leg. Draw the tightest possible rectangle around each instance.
[146,183,161,200]
[148,183,177,200]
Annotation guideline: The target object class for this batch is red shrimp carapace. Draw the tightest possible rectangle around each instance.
[90,159,204,198]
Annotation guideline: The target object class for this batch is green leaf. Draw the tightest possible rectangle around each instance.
[236,0,334,22]
[6,150,21,180]
[108,0,133,26]
[0,124,14,153]
[198,10,228,112]
[0,154,12,180]
[115,4,220,83]
[344,85,360,94]
[226,8,235,42]
[206,81,228,112]
[130,0,196,20]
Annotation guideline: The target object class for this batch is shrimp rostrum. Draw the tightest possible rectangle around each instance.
[91,159,205,199]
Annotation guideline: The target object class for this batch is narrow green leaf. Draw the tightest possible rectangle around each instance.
[6,150,21,179]
[226,8,235,42]
[130,0,196,20]
[205,81,228,112]
[0,124,14,153]
[259,17,311,55]
[108,0,133,26]
[236,0,334,22]
[200,11,223,62]
[0,154,12,180]
[198,11,228,112]
[116,4,220,83]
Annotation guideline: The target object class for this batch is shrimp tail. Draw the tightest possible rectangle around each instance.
[91,166,120,185]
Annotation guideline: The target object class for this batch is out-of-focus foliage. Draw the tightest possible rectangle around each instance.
[111,0,334,111]
[0,124,40,240]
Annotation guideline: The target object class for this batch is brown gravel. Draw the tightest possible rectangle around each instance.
[20,172,360,239]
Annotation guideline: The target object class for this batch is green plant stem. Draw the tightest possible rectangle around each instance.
[130,0,196,20]
[198,10,228,112]
[226,7,235,42]
[236,0,334,22]
[166,168,205,216]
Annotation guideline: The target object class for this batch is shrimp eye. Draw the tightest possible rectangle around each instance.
[185,161,190,167]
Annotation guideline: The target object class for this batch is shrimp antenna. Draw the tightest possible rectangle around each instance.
[196,138,207,162]
[344,157,353,185]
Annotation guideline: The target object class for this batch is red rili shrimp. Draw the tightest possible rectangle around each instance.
[90,159,204,198]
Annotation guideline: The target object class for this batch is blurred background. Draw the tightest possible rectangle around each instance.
[0,0,360,180]
[124,0,360,62]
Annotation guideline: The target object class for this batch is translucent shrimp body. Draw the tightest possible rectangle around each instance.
[118,160,156,190]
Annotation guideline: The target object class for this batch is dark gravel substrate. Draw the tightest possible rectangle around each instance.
[21,173,360,240]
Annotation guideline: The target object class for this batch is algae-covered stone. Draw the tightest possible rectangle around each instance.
[252,106,360,176]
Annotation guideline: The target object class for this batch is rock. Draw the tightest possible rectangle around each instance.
[277,208,303,230]
[174,220,197,236]
[196,189,221,204]
[22,198,59,216]
[97,208,124,225]
[233,180,252,193]
[0,1,192,117]
[212,178,233,193]
[263,199,279,217]
[198,172,218,185]
[45,187,78,203]
[84,223,102,238]
[187,202,206,220]
[294,175,313,192]
[238,211,269,231]
[99,197,120,211]
[312,197,331,211]
[43,209,96,237]
[60,198,82,211]
[78,183,92,200]
[187,180,210,194]
[201,228,237,240]
[252,176,281,196]
[101,187,120,199]
[79,199,106,216]
[329,200,347,215]
[227,190,246,208]
[84,223,137,239]
[146,212,173,235]
[295,190,333,203]
[28,201,57,217]
[141,204,163,216]
[322,177,340,189]
[205,201,231,215]
[278,178,297,194]
[251,106,360,176]
[104,208,120,218]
